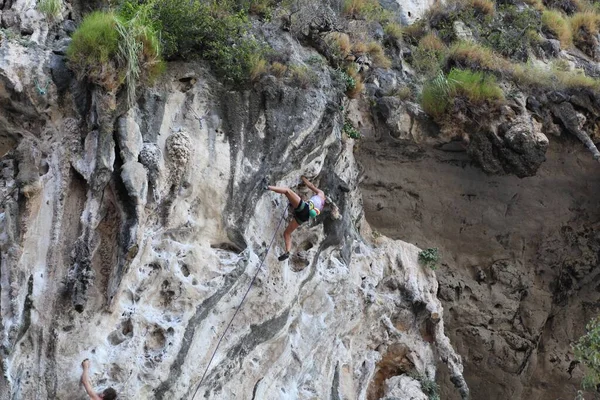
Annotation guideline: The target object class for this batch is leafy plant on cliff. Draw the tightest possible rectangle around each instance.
[151,0,268,85]
[574,316,600,390]
[418,247,440,270]
[343,120,361,139]
[407,371,441,400]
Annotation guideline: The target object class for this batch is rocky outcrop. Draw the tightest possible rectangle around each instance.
[0,16,467,400]
[357,120,600,399]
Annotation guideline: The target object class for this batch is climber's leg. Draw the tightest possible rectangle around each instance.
[267,186,302,209]
[279,219,300,261]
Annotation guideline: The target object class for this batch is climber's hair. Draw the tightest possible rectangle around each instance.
[101,387,117,400]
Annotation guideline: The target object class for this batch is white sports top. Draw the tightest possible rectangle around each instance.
[309,195,324,211]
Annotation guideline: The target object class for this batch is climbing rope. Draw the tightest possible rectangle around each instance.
[191,204,290,400]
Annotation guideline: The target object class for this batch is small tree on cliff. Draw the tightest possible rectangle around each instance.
[574,316,600,390]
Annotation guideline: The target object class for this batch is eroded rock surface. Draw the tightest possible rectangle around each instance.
[0,36,467,400]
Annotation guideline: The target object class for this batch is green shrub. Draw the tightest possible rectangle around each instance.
[421,69,503,119]
[481,5,541,60]
[407,371,441,400]
[574,316,600,389]
[421,72,452,119]
[542,9,573,47]
[66,12,121,86]
[38,0,62,20]
[418,247,440,270]
[151,0,268,85]
[67,6,163,98]
[343,120,361,139]
[447,68,504,104]
[332,69,356,91]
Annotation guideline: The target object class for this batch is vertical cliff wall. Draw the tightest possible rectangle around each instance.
[0,12,468,397]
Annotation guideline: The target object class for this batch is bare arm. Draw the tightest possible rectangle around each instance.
[81,360,102,400]
[301,176,324,198]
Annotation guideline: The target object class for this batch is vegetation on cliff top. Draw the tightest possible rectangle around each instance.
[400,0,600,123]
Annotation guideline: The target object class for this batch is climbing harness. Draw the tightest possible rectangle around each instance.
[191,204,290,400]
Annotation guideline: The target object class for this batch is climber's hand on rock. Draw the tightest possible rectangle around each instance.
[81,359,90,370]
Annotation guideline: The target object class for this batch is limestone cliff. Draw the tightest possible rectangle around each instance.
[0,1,468,399]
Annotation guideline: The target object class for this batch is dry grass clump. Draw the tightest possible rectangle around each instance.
[569,11,600,54]
[249,54,267,82]
[345,65,364,98]
[449,41,512,71]
[524,0,545,11]
[570,11,600,36]
[384,22,403,41]
[402,20,428,44]
[367,41,392,68]
[419,32,446,51]
[271,61,287,77]
[328,32,352,59]
[411,33,447,75]
[342,0,392,22]
[510,62,600,90]
[542,10,573,47]
[469,0,495,16]
[352,41,368,54]
[570,11,600,33]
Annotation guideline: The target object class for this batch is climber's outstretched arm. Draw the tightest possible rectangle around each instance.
[81,360,102,400]
[301,176,324,198]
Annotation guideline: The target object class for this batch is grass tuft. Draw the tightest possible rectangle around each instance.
[421,69,503,119]
[343,0,394,22]
[384,22,403,41]
[271,61,287,78]
[542,10,573,47]
[411,33,447,76]
[367,41,392,68]
[249,54,268,82]
[449,41,512,71]
[66,12,121,84]
[38,0,62,20]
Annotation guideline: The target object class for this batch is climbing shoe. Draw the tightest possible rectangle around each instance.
[278,252,290,261]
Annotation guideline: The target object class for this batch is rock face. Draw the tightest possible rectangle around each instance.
[357,118,600,399]
[0,30,467,400]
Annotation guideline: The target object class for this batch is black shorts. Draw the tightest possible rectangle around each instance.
[293,201,310,224]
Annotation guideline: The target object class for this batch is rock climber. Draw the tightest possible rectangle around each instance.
[267,176,325,261]
[80,359,117,400]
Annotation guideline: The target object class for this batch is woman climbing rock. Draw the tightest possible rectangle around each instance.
[267,176,326,261]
